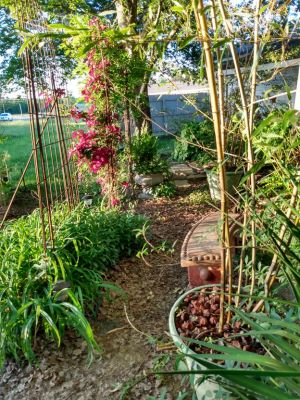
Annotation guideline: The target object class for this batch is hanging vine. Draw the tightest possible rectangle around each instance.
[69,18,122,207]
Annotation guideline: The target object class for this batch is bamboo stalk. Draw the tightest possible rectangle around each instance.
[217,0,257,305]
[211,0,225,153]
[236,0,261,305]
[192,0,232,332]
[249,0,262,130]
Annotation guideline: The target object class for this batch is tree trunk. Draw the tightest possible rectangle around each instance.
[134,78,152,135]
[123,95,134,185]
[115,0,152,135]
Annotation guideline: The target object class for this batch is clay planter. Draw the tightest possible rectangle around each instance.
[205,169,243,202]
[134,173,164,187]
[169,285,231,400]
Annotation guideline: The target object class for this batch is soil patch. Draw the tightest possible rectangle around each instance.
[0,189,39,222]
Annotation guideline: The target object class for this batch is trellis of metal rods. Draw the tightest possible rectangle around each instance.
[0,0,79,251]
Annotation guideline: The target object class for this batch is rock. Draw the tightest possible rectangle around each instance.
[171,172,188,180]
[174,180,190,188]
[187,173,206,181]
[134,173,164,187]
[170,163,194,177]
[138,192,153,200]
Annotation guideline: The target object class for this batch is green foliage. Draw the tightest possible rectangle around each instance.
[157,137,175,157]
[131,132,170,175]
[0,99,28,114]
[0,203,146,366]
[241,109,300,279]
[184,188,211,206]
[185,307,300,400]
[253,109,300,165]
[152,181,177,198]
[173,120,215,164]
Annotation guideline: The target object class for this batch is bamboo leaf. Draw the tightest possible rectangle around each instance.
[259,4,269,14]
[240,158,266,185]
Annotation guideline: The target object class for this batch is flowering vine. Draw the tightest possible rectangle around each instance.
[40,88,66,108]
[69,18,123,207]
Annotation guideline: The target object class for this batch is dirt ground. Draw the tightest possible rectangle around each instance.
[0,185,212,400]
[0,189,39,222]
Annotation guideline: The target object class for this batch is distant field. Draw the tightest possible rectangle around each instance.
[0,118,176,193]
[0,118,76,191]
[0,119,35,188]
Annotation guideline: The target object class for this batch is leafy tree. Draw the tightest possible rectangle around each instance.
[0,8,22,96]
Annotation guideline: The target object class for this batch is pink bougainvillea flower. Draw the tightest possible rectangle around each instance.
[86,130,97,139]
[86,119,98,127]
[44,96,53,108]
[88,17,107,31]
[96,177,105,185]
[71,129,85,139]
[70,107,84,122]
[111,198,120,207]
[68,24,122,207]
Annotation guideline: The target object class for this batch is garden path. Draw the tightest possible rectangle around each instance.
[0,185,212,400]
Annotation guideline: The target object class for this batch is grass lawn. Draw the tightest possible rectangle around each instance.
[0,119,176,197]
[0,118,74,193]
[0,119,35,189]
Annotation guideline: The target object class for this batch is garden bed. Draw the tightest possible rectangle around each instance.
[0,185,214,400]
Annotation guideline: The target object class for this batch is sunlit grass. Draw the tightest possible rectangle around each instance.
[0,118,35,187]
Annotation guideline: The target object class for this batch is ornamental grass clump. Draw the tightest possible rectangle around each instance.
[0,204,145,367]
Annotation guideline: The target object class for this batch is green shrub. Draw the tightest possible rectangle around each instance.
[173,120,215,164]
[152,181,177,198]
[184,189,211,205]
[131,132,169,175]
[0,204,145,366]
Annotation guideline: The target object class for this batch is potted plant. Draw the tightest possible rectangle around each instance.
[131,131,170,187]
[172,118,243,201]
[168,282,272,399]
[205,164,243,202]
[168,114,300,399]
[169,284,230,399]
[166,0,300,397]
[169,286,300,399]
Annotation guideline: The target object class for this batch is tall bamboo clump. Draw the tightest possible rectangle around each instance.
[193,0,298,324]
[192,0,233,331]
[192,0,262,329]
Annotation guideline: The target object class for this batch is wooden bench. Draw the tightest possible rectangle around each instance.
[181,212,240,287]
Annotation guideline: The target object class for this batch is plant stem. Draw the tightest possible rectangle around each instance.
[211,0,225,153]
[218,0,257,304]
[249,0,261,131]
[192,0,231,332]
[236,0,261,306]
